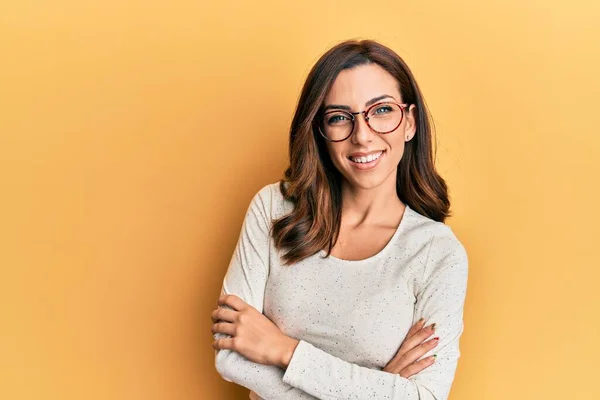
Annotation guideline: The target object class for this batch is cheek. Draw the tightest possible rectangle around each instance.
[392,142,406,161]
[325,143,346,167]
[383,137,406,164]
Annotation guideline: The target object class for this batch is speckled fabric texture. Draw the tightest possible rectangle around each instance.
[214,182,469,400]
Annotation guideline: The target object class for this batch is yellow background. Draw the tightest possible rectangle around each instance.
[1,1,599,399]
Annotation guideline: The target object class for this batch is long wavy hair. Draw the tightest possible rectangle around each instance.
[272,39,450,265]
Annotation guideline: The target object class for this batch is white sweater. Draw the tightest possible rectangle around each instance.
[214,182,469,400]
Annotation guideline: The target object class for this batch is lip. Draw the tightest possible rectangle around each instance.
[347,150,385,171]
[348,150,385,158]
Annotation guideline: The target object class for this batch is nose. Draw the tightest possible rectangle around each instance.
[351,114,375,145]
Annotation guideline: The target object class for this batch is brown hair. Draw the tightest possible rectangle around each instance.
[272,39,450,265]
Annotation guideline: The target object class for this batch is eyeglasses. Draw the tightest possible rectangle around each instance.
[316,101,410,142]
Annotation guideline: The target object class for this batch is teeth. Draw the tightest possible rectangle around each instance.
[350,151,382,163]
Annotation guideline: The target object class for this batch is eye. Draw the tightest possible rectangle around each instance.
[326,113,351,125]
[374,105,393,115]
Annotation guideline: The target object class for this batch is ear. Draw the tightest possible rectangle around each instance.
[404,104,417,142]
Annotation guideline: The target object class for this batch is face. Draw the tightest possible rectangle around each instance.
[322,63,416,190]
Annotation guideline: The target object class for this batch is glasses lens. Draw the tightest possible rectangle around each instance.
[320,111,353,141]
[367,103,403,133]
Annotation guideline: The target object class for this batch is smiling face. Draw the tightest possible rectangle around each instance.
[322,63,416,191]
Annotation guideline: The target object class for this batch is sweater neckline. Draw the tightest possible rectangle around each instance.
[318,204,413,265]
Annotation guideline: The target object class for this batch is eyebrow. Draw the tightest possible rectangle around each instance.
[323,94,396,112]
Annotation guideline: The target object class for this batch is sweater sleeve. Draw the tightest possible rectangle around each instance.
[281,229,469,400]
[213,184,317,400]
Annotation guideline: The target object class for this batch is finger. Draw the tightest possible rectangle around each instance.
[398,323,436,354]
[218,294,248,311]
[211,307,237,323]
[212,337,235,350]
[386,322,432,369]
[389,335,438,373]
[211,321,236,336]
[401,336,439,367]
[405,318,426,340]
[399,355,437,379]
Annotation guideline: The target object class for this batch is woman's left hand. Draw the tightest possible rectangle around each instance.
[211,294,299,368]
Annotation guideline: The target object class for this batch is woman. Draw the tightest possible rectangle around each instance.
[211,39,469,400]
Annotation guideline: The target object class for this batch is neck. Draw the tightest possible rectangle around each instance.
[340,174,405,227]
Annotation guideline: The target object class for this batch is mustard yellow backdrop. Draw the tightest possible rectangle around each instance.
[1,1,598,399]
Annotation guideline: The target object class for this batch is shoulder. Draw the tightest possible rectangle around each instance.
[405,207,469,286]
[250,180,295,220]
[406,207,467,261]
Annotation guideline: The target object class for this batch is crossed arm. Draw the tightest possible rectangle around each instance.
[212,187,469,400]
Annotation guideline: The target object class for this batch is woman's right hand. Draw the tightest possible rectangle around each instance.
[383,318,439,378]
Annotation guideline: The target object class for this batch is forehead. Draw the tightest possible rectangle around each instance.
[324,63,401,106]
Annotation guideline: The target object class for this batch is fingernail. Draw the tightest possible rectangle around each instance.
[430,323,437,331]
[433,354,438,358]
[433,336,440,341]
[418,317,425,324]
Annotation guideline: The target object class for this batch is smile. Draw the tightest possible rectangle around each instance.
[347,150,385,170]
[348,151,383,163]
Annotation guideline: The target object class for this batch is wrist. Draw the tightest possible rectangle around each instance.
[277,336,299,368]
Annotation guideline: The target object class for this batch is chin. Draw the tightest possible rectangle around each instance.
[345,175,381,189]
[342,168,395,190]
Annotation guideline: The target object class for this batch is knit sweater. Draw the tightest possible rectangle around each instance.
[214,182,469,400]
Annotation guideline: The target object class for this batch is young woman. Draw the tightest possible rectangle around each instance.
[211,39,469,400]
